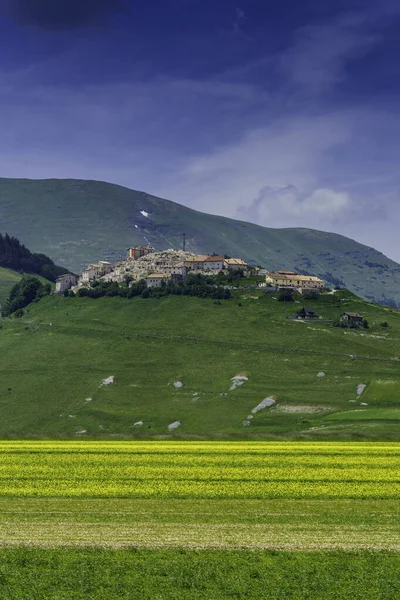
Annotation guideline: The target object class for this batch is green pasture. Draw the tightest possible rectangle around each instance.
[0,289,399,437]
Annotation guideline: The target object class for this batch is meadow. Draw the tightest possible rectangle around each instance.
[0,288,399,439]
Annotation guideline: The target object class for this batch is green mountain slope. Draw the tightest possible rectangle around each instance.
[0,267,23,306]
[0,290,399,439]
[0,177,399,305]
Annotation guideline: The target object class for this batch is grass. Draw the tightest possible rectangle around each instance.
[0,288,399,438]
[0,548,398,599]
[1,177,400,306]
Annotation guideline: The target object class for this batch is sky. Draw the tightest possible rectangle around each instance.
[0,0,400,260]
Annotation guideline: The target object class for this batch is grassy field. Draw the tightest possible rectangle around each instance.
[0,288,399,438]
[0,548,398,599]
[0,441,398,598]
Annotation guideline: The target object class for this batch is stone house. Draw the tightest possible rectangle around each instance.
[341,312,363,327]
[203,256,225,271]
[55,274,77,295]
[266,270,324,291]
[224,258,248,271]
[145,273,172,288]
[80,261,113,283]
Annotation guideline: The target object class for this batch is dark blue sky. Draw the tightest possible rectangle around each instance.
[0,0,400,258]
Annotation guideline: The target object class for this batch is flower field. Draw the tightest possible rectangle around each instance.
[0,441,399,498]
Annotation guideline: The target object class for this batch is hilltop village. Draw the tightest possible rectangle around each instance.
[55,245,325,297]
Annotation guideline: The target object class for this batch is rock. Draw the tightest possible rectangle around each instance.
[357,384,366,397]
[168,421,181,431]
[317,372,325,377]
[134,421,143,427]
[252,397,275,414]
[173,381,183,388]
[242,420,251,427]
[230,375,248,391]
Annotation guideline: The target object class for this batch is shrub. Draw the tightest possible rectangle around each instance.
[278,289,294,302]
[380,321,389,328]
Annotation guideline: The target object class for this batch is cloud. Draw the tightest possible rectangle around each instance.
[163,111,354,222]
[2,0,127,30]
[279,14,377,92]
[237,186,350,224]
[232,7,245,33]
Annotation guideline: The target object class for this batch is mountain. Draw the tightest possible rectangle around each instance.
[0,289,399,439]
[0,177,399,306]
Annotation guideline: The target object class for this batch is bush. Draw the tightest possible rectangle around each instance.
[2,276,51,316]
[362,319,369,329]
[380,321,389,328]
[278,289,294,302]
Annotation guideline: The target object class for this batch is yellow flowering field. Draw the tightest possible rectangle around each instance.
[0,441,398,498]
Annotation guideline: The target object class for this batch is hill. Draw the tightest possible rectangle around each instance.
[0,267,23,306]
[0,288,399,439]
[0,177,399,306]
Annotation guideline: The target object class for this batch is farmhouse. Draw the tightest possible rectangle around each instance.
[296,307,319,320]
[341,312,363,327]
[145,273,172,288]
[55,274,77,295]
[266,270,324,292]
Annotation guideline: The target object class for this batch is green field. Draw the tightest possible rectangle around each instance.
[0,288,399,438]
[0,441,398,598]
[0,548,398,599]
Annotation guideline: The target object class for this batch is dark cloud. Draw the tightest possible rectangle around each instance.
[3,0,128,30]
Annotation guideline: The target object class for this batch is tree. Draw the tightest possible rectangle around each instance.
[2,276,51,316]
[362,319,369,329]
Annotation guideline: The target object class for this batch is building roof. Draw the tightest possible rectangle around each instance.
[343,312,362,318]
[204,255,224,262]
[146,273,171,279]
[225,258,247,265]
[184,255,208,263]
[267,271,323,283]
